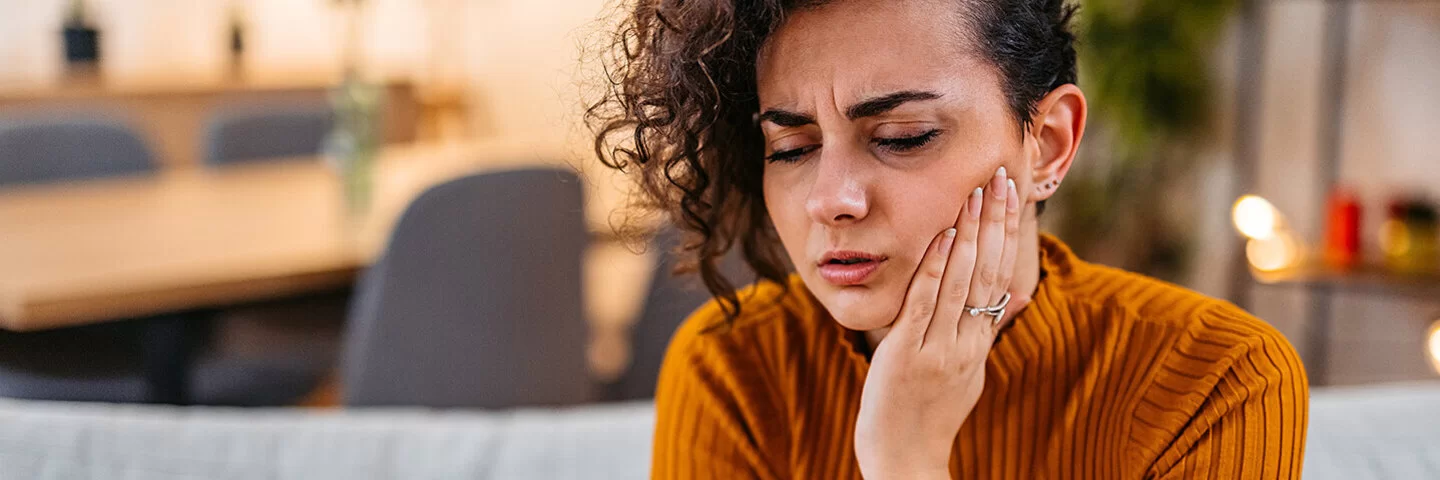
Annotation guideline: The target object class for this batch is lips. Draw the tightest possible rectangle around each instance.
[817,250,886,286]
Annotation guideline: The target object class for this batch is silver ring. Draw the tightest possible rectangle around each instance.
[964,292,1010,327]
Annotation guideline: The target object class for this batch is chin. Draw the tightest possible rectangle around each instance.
[805,275,903,332]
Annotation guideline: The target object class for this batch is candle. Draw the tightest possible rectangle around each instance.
[1323,187,1361,269]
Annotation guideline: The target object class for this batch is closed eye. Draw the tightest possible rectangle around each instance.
[874,130,941,153]
[765,145,818,164]
[766,129,939,163]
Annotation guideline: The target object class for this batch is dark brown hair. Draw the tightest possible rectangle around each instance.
[587,0,1079,319]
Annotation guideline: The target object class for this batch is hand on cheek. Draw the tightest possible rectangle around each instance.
[853,165,1030,479]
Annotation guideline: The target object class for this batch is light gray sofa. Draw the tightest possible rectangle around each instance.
[0,401,654,479]
[1,382,1437,479]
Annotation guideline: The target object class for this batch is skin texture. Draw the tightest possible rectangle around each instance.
[755,0,1087,476]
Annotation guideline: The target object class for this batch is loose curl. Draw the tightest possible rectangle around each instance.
[587,0,1079,321]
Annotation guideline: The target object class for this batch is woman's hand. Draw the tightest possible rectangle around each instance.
[853,166,1026,479]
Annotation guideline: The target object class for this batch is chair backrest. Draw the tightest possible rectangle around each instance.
[0,117,154,187]
[608,225,754,401]
[203,105,333,165]
[342,167,591,408]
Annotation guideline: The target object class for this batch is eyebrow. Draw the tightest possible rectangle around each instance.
[757,90,944,127]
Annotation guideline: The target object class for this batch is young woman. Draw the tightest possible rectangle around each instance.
[589,0,1308,478]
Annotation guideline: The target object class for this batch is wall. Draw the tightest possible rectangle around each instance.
[0,0,69,88]
[0,0,430,87]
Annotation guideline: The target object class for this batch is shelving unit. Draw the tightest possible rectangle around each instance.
[1253,264,1440,298]
[1235,0,1439,385]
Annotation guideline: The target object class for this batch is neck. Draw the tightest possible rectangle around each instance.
[864,204,1043,349]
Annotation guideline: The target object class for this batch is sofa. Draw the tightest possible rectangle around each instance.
[1,382,1437,479]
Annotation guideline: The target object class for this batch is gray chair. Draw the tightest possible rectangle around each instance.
[203,106,333,165]
[0,117,154,186]
[198,104,345,403]
[0,117,156,402]
[0,304,343,406]
[606,225,754,401]
[0,116,333,406]
[342,167,592,408]
[190,292,348,406]
[0,321,150,402]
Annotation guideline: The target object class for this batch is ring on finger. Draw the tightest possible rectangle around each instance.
[964,292,1011,327]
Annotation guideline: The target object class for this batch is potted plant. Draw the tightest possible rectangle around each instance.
[62,0,100,65]
[324,0,385,217]
[1044,0,1238,283]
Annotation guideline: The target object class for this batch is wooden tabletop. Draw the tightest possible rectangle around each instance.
[0,141,590,331]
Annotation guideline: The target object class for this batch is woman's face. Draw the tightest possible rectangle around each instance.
[757,0,1033,332]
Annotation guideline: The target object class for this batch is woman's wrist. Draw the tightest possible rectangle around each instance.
[858,464,951,480]
[855,440,953,480]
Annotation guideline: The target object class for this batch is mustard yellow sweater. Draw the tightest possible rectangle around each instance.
[653,234,1308,478]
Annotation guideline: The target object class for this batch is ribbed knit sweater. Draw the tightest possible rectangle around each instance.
[652,234,1308,478]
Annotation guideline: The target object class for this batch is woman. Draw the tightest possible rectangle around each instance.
[589,0,1308,478]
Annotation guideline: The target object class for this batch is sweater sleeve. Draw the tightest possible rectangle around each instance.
[1144,308,1310,479]
[650,305,788,480]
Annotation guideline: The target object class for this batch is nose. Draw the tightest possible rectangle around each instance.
[804,149,870,226]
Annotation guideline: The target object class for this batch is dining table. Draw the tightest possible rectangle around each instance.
[0,140,648,403]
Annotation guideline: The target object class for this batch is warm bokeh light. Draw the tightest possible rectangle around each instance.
[1428,319,1440,376]
[1233,195,1282,240]
[1380,218,1412,256]
[1246,231,1301,272]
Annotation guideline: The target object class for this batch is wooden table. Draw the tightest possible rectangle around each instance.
[0,140,661,403]
[0,141,579,333]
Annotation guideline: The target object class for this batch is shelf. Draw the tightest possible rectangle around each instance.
[1251,263,1440,297]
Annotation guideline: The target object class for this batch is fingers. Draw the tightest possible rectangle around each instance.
[979,177,1025,334]
[993,178,1021,307]
[927,186,982,345]
[963,167,1010,324]
[892,226,956,345]
[900,165,1021,349]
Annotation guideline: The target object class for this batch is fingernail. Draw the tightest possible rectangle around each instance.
[940,228,957,254]
[969,187,983,219]
[992,167,1007,198]
[1007,179,1018,210]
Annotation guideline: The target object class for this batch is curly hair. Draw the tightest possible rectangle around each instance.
[587,0,1080,320]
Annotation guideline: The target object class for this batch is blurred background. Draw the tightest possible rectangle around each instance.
[0,0,1437,476]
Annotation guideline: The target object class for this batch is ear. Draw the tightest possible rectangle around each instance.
[1025,84,1087,202]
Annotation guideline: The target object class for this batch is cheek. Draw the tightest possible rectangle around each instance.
[884,171,966,245]
[762,168,809,258]
[875,154,988,271]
